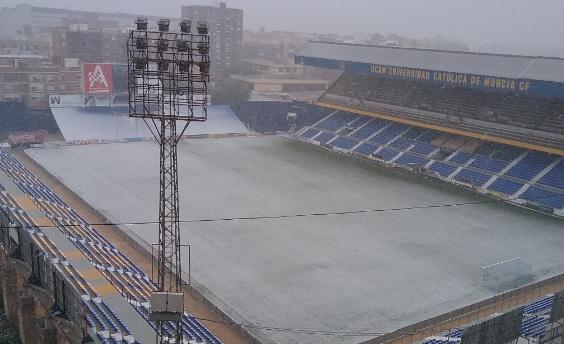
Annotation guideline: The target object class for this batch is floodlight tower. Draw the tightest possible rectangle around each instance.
[127,17,210,343]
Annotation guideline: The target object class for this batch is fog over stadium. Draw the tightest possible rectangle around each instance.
[1,1,564,344]
[4,0,564,55]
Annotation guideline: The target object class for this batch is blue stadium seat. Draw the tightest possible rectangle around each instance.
[353,143,378,156]
[369,123,408,145]
[520,187,564,209]
[312,131,336,145]
[411,142,436,156]
[470,156,508,173]
[331,136,358,150]
[450,152,474,164]
[429,162,457,177]
[0,148,223,344]
[350,119,387,140]
[389,138,413,150]
[373,148,400,161]
[315,111,358,132]
[524,295,554,315]
[454,169,491,187]
[348,115,372,129]
[487,178,523,196]
[505,152,556,181]
[300,128,320,139]
[395,154,428,166]
[538,160,564,190]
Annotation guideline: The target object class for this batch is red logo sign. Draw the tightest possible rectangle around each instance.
[83,63,113,94]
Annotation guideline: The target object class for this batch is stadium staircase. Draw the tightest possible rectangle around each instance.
[294,107,564,214]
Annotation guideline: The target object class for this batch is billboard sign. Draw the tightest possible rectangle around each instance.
[83,63,113,95]
[8,131,45,146]
[49,94,84,108]
[295,55,564,100]
[111,94,128,107]
[84,95,111,107]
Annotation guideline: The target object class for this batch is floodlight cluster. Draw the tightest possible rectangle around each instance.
[127,17,210,121]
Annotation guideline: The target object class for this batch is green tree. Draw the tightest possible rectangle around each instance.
[211,78,252,105]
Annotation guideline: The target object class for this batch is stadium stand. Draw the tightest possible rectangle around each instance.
[420,294,556,344]
[290,42,564,215]
[0,101,59,139]
[539,160,564,189]
[231,100,332,133]
[0,148,221,343]
[505,152,557,181]
[296,42,564,153]
[325,74,564,135]
[295,106,564,213]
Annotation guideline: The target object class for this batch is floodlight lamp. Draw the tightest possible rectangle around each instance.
[158,18,170,32]
[135,17,148,30]
[134,57,147,70]
[157,61,169,72]
[178,61,190,73]
[157,38,168,53]
[199,61,210,75]
[180,19,192,33]
[177,40,190,53]
[198,43,209,55]
[136,36,147,50]
[197,21,208,35]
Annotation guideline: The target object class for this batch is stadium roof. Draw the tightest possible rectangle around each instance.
[300,41,564,83]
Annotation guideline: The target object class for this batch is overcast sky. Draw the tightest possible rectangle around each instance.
[5,0,564,54]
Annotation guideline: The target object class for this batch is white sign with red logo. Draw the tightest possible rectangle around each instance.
[83,63,113,94]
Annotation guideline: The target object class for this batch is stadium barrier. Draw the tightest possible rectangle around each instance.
[27,132,252,149]
[359,273,564,344]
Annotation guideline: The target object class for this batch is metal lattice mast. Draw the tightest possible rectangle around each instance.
[127,17,210,343]
[158,116,181,292]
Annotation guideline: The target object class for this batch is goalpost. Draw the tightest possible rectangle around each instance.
[480,257,533,292]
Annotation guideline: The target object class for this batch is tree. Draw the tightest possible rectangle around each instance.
[211,78,252,105]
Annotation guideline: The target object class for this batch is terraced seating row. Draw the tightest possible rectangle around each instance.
[539,160,564,189]
[453,169,491,187]
[524,295,554,314]
[296,108,564,211]
[133,304,221,344]
[506,152,556,181]
[487,178,523,195]
[0,189,131,341]
[422,295,555,344]
[0,148,221,343]
[520,187,564,209]
[520,315,549,338]
[326,73,564,135]
[316,111,358,132]
[429,162,457,178]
